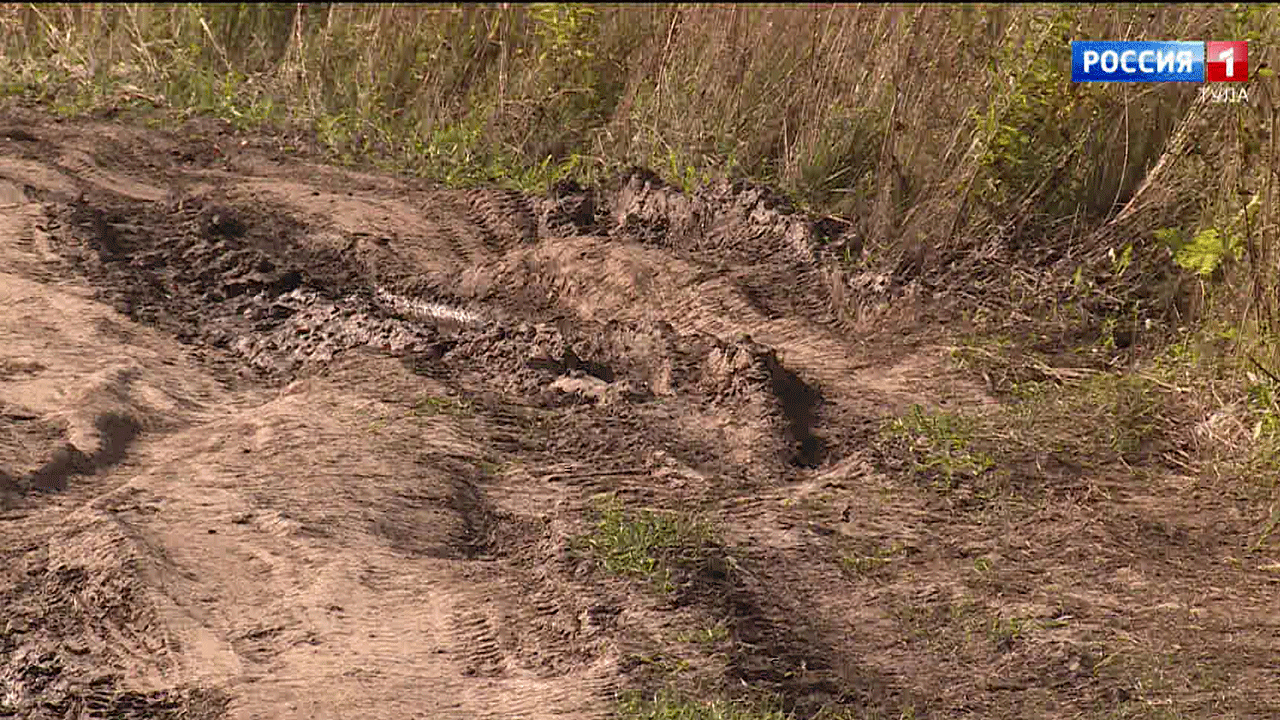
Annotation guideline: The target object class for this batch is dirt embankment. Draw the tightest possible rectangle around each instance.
[2,110,1277,720]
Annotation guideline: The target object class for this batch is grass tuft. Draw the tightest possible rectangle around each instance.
[581,495,711,592]
[883,405,995,489]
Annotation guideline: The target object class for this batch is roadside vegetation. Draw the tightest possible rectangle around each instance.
[1,5,1275,353]
[4,3,1280,716]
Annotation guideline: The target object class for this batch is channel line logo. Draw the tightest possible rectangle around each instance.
[1071,40,1248,82]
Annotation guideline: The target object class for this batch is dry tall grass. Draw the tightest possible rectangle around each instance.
[1,3,1278,362]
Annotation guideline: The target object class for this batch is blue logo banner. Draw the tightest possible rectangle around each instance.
[1072,41,1204,82]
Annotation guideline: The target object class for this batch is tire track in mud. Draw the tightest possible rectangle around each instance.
[416,183,957,715]
[294,197,899,715]
[0,249,240,715]
[463,187,541,250]
[416,186,931,714]
[473,236,874,398]
[7,358,620,718]
[1,118,959,719]
[55,148,168,203]
[449,610,506,678]
[0,152,617,717]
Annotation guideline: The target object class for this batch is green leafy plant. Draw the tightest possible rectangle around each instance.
[531,3,598,63]
[1174,227,1242,278]
[973,8,1078,213]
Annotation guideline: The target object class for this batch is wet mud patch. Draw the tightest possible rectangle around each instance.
[30,164,857,488]
[189,199,367,296]
[227,287,451,376]
[40,190,455,381]
[48,192,314,351]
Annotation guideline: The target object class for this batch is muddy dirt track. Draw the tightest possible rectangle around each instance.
[1,108,1278,720]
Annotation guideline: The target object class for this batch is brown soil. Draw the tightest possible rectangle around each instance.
[1,109,1277,720]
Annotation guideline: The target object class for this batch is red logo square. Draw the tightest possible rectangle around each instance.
[1206,41,1248,82]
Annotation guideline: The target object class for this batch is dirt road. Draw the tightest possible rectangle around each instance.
[2,110,1277,719]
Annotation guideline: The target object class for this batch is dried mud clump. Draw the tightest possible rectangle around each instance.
[699,333,778,400]
[226,288,452,376]
[533,178,603,237]
[611,170,819,265]
[440,319,792,408]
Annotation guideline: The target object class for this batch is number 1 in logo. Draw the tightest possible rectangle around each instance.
[1206,41,1248,83]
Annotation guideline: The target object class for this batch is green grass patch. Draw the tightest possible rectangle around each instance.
[947,325,1280,511]
[983,614,1030,647]
[892,594,1047,658]
[882,405,995,489]
[580,495,712,592]
[949,332,1189,467]
[1046,372,1167,461]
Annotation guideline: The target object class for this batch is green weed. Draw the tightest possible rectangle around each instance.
[581,496,710,592]
[840,542,908,577]
[884,405,995,488]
